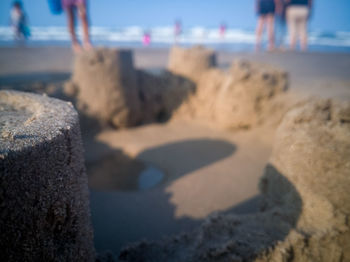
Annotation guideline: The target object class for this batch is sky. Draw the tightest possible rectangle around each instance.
[0,0,349,32]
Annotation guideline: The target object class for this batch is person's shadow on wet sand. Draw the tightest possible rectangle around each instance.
[86,138,302,259]
[117,164,302,262]
[87,138,236,253]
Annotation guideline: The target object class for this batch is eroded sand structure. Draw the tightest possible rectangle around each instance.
[0,91,95,261]
[67,49,142,128]
[118,99,350,262]
[169,48,290,129]
[68,46,290,131]
[67,48,196,127]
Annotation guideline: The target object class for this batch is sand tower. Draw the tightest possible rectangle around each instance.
[0,90,95,261]
[168,45,217,83]
[69,48,142,128]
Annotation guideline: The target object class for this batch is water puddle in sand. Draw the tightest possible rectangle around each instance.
[138,166,164,190]
[87,153,165,191]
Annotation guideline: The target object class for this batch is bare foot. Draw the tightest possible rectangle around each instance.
[267,45,275,52]
[83,41,93,51]
[255,44,261,53]
[72,41,82,53]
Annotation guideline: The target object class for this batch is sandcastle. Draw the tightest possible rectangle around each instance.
[2,47,349,261]
[67,48,195,127]
[0,90,95,261]
[69,48,347,261]
[118,98,350,262]
[67,46,289,130]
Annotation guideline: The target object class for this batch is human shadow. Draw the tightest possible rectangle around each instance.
[0,72,71,86]
[87,138,236,191]
[117,164,303,262]
[87,134,303,261]
[86,138,236,254]
[0,72,71,101]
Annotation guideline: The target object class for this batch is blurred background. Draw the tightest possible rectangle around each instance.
[0,0,349,52]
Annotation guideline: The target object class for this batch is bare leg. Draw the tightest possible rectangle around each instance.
[287,8,297,50]
[256,17,265,52]
[66,6,81,52]
[267,14,275,51]
[300,15,308,51]
[78,3,92,50]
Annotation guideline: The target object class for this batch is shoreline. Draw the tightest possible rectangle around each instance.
[1,40,350,53]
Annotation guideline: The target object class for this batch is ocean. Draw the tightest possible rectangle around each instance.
[1,26,350,52]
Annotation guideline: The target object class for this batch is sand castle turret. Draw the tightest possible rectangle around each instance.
[69,48,142,128]
[0,91,95,261]
[168,45,216,83]
[257,98,350,261]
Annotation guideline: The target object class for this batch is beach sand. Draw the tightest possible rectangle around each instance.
[1,47,350,254]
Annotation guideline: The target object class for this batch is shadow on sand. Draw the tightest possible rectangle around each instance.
[117,164,302,262]
[0,72,71,86]
[87,138,235,253]
[87,137,302,259]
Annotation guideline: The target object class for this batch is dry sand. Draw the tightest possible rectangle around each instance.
[1,47,350,256]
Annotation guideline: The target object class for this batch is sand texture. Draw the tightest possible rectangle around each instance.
[171,53,291,130]
[69,48,142,128]
[0,90,95,261]
[137,70,195,123]
[118,98,350,262]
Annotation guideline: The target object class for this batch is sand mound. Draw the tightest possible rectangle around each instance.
[168,45,217,83]
[69,48,142,128]
[173,59,290,129]
[0,90,95,261]
[117,98,350,262]
[261,98,350,233]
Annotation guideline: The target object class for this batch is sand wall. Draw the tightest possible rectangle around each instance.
[0,90,95,261]
[258,98,350,261]
[137,70,195,123]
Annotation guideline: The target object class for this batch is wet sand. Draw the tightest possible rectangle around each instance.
[1,47,350,254]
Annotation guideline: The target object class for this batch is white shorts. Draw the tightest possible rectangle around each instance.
[287,6,309,41]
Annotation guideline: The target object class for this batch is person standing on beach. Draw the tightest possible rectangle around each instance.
[143,31,151,46]
[174,20,182,44]
[285,0,312,51]
[219,22,227,39]
[10,1,30,40]
[275,0,287,50]
[255,0,278,51]
[62,0,92,52]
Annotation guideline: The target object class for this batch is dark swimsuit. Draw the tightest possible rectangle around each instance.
[257,0,275,15]
[289,0,308,5]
